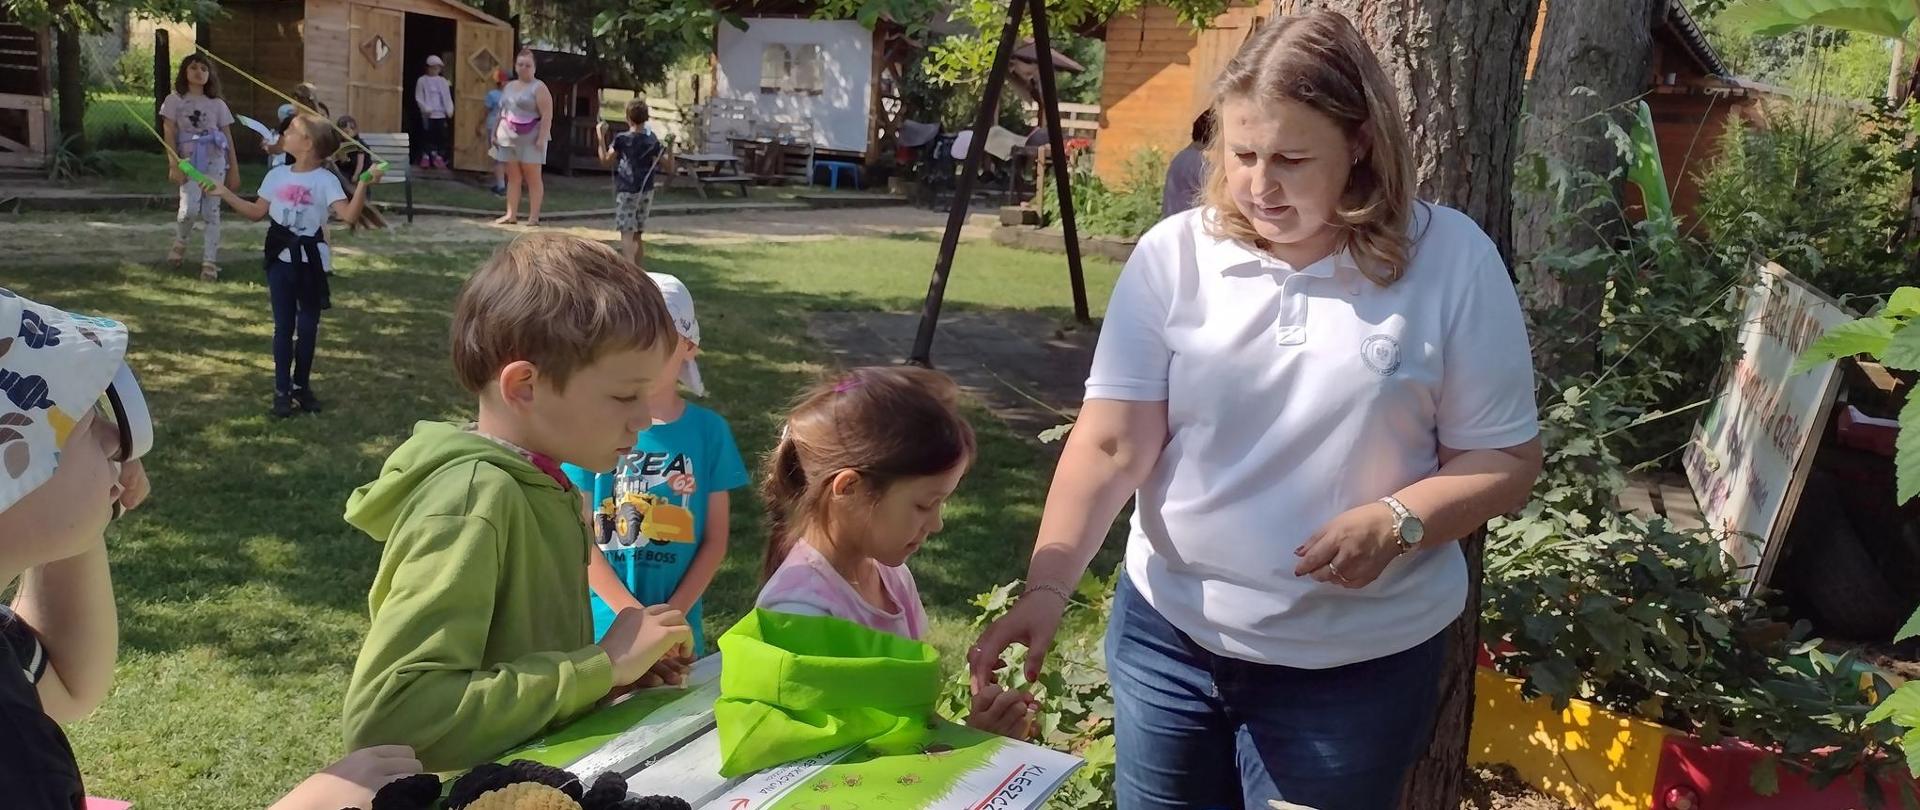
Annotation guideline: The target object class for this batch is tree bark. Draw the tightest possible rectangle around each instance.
[1514,0,1659,378]
[55,20,87,155]
[1261,5,1541,807]
[1275,0,1540,265]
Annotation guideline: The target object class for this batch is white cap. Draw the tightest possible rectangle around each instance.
[425,54,444,67]
[647,272,704,397]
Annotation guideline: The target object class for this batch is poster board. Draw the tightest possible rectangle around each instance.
[1682,263,1850,591]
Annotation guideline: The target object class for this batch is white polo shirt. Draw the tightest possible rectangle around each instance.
[1087,202,1539,669]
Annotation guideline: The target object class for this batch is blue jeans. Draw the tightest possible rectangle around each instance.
[1106,573,1446,810]
[266,260,321,394]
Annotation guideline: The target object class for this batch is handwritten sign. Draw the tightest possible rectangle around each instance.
[1683,264,1849,590]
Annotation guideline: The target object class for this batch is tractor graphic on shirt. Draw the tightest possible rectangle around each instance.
[594,469,698,548]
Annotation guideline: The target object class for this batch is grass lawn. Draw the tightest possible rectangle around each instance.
[9,234,1121,809]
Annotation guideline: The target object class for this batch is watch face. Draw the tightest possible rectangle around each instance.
[1401,517,1425,547]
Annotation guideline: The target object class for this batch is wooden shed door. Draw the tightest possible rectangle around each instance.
[453,20,511,172]
[348,5,404,133]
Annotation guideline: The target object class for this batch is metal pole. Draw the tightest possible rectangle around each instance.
[907,0,1027,367]
[1027,0,1090,324]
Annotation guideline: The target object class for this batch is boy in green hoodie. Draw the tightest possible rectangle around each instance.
[342,233,693,772]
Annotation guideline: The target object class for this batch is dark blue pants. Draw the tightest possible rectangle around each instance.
[266,260,321,394]
[1106,573,1446,810]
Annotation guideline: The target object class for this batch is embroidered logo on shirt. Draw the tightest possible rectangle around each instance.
[1362,334,1401,376]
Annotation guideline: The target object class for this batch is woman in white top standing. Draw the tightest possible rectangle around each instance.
[492,49,554,226]
[967,12,1543,810]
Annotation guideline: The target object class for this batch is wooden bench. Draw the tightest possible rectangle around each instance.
[672,151,752,199]
[355,132,415,223]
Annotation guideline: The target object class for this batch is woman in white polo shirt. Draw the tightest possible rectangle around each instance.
[968,11,1542,810]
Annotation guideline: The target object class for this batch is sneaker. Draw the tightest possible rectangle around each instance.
[418,155,433,170]
[432,155,448,170]
[271,393,294,418]
[199,262,220,282]
[291,388,323,414]
[167,240,186,267]
[491,184,507,196]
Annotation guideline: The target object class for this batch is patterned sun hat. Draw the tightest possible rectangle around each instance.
[0,288,152,512]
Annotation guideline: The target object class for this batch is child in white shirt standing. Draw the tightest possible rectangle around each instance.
[414,55,455,169]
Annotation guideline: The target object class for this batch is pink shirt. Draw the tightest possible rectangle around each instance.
[756,542,929,641]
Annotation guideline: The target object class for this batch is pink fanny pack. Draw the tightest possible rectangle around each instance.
[505,112,540,134]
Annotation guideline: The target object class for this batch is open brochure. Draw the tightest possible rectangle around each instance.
[494,655,1082,808]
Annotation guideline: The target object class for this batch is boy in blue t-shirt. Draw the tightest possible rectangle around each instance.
[562,273,747,659]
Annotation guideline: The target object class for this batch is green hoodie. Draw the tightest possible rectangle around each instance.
[341,421,615,773]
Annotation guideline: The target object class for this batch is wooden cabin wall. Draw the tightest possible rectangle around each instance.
[205,0,304,153]
[1095,3,1263,184]
[304,0,352,120]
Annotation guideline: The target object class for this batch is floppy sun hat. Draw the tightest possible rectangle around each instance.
[0,288,153,516]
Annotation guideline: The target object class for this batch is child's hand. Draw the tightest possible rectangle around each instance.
[364,164,386,184]
[597,604,691,687]
[168,165,184,186]
[267,745,421,810]
[597,120,611,138]
[966,683,1038,740]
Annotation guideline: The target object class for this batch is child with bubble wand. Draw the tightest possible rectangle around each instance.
[197,112,383,418]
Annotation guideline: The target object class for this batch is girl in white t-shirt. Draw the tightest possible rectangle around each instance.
[755,366,1036,740]
[203,114,380,419]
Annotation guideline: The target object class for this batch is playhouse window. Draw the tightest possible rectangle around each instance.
[759,44,823,95]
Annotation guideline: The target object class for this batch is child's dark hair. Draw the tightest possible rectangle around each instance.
[760,366,976,582]
[293,82,329,117]
[336,114,359,132]
[625,99,650,126]
[289,114,341,162]
[173,53,221,99]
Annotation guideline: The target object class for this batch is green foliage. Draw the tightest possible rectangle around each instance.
[1694,101,1918,308]
[939,569,1121,809]
[0,0,214,31]
[1719,0,1920,44]
[107,44,153,96]
[920,0,1229,94]
[1502,102,1920,804]
[1796,289,1920,500]
[1037,147,1166,240]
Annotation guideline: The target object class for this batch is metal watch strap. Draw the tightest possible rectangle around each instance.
[1380,496,1415,552]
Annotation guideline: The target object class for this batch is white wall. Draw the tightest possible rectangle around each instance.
[715,18,871,153]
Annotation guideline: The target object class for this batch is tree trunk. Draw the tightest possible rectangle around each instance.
[55,20,87,154]
[1275,0,1541,265]
[1264,5,1541,807]
[1514,0,1658,379]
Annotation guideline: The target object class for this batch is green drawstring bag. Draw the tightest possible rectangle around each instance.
[714,609,942,777]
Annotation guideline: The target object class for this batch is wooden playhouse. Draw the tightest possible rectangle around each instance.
[201,0,512,172]
[0,5,51,170]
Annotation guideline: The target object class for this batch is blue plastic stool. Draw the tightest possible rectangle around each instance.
[813,160,862,190]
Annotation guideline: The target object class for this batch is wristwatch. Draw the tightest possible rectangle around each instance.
[1379,496,1425,554]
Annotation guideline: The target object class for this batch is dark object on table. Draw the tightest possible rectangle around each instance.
[446,760,584,809]
[368,773,444,810]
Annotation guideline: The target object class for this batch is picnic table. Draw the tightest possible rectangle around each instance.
[672,152,753,199]
[499,655,1082,808]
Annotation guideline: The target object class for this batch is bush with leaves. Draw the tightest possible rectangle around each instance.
[1695,102,1918,307]
[939,570,1119,810]
[1036,147,1166,240]
[1493,101,1918,803]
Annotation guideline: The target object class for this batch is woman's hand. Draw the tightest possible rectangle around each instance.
[966,682,1038,740]
[267,746,421,810]
[1293,502,1402,588]
[967,590,1069,693]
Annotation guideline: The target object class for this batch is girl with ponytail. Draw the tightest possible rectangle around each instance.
[753,366,1036,739]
